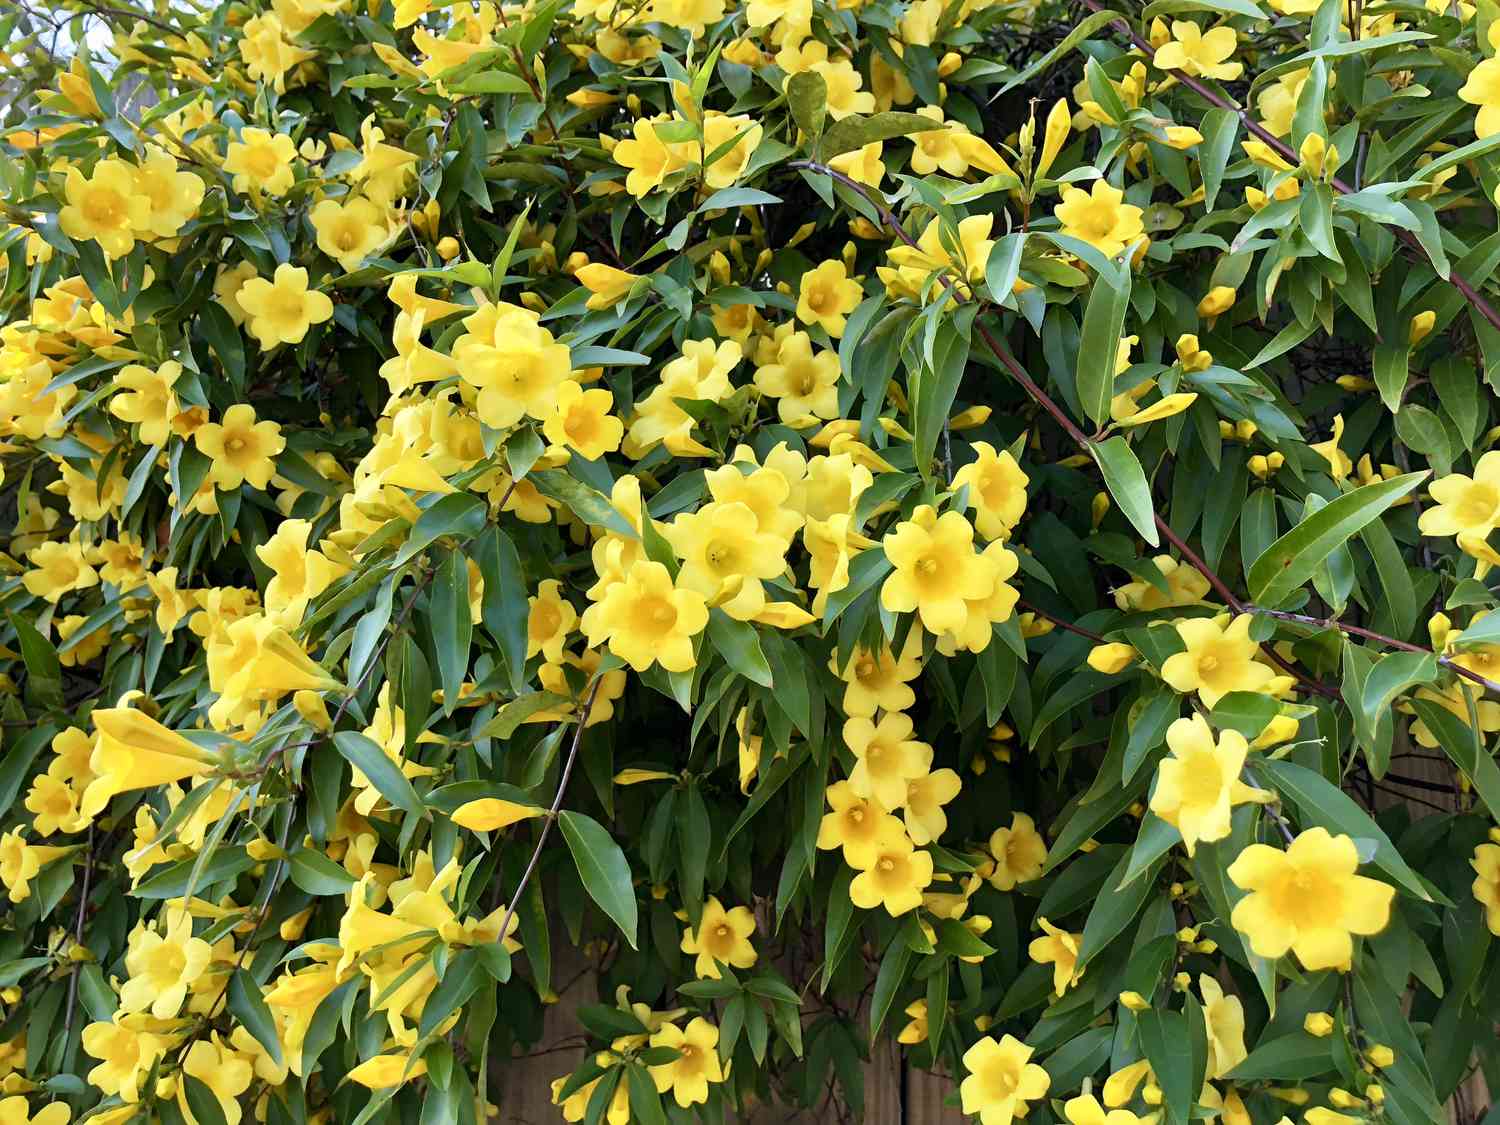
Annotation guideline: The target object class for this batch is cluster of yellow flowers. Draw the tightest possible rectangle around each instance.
[2,0,1500,1115]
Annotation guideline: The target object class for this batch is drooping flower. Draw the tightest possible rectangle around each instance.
[1420,452,1500,540]
[1029,916,1083,995]
[1199,974,1248,1079]
[1228,826,1395,971]
[1473,842,1500,935]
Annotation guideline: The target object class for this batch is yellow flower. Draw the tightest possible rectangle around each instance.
[236,264,335,348]
[987,812,1047,890]
[1037,97,1072,178]
[832,641,923,716]
[256,517,346,620]
[1459,54,1500,138]
[80,706,217,817]
[1420,451,1500,539]
[119,908,212,1018]
[897,999,929,1045]
[680,895,757,979]
[23,540,99,603]
[180,1035,253,1125]
[817,780,905,868]
[649,1018,723,1106]
[829,141,885,186]
[239,12,315,91]
[1162,613,1279,707]
[82,1017,169,1102]
[805,513,873,614]
[1198,973,1248,1079]
[1064,1094,1152,1124]
[1198,285,1237,317]
[665,499,790,619]
[884,214,995,298]
[580,560,709,673]
[58,159,148,259]
[614,118,687,197]
[347,1053,428,1089]
[453,301,574,430]
[25,773,82,836]
[1115,554,1210,610]
[848,821,933,915]
[109,360,182,446]
[700,111,763,189]
[1153,21,1243,80]
[796,260,863,337]
[0,1097,69,1125]
[223,127,299,195]
[754,330,842,423]
[1150,713,1272,855]
[959,1035,1050,1125]
[1471,842,1500,935]
[1228,827,1395,970]
[132,145,204,239]
[904,766,962,845]
[1054,180,1146,258]
[310,196,390,272]
[526,579,578,662]
[195,404,286,491]
[881,505,994,635]
[0,831,70,902]
[952,442,1029,540]
[776,41,874,119]
[844,711,932,811]
[1029,916,1083,995]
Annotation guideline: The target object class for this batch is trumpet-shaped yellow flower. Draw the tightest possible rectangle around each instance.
[649,1018,724,1106]
[1420,452,1500,540]
[1228,827,1395,970]
[952,443,1029,541]
[236,264,335,348]
[132,146,204,239]
[1154,21,1243,80]
[580,560,709,672]
[796,260,863,337]
[1054,180,1146,258]
[223,127,299,195]
[119,908,212,1019]
[310,196,390,272]
[987,812,1047,890]
[832,641,923,716]
[881,506,994,635]
[1161,613,1279,707]
[195,404,286,491]
[680,895,757,979]
[1473,843,1500,935]
[1029,916,1083,995]
[960,1035,1050,1125]
[453,301,574,430]
[844,711,932,811]
[848,822,933,915]
[0,831,70,902]
[817,780,906,868]
[1150,713,1272,855]
[59,159,148,259]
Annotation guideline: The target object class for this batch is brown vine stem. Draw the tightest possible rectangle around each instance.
[492,675,604,960]
[1076,0,1500,335]
[1018,599,1105,642]
[1249,605,1500,695]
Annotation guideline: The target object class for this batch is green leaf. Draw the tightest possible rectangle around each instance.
[531,469,639,539]
[997,8,1120,92]
[1245,472,1427,606]
[1209,691,1282,738]
[1075,261,1132,426]
[787,71,828,141]
[183,1076,229,1125]
[1229,1032,1335,1080]
[912,307,974,479]
[333,731,425,817]
[229,969,284,1068]
[393,493,489,567]
[820,112,948,159]
[1359,651,1438,749]
[1079,848,1158,966]
[432,550,474,716]
[1373,342,1410,413]
[6,612,62,709]
[1092,436,1160,547]
[869,932,913,1037]
[558,811,639,948]
[1198,107,1239,210]
[419,948,485,1037]
[289,848,359,896]
[1138,1010,1195,1125]
[450,69,533,95]
[1256,759,1443,903]
[706,610,774,688]
[1410,697,1500,822]
[477,526,531,694]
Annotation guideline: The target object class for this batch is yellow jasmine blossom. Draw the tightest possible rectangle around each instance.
[195,404,286,491]
[1161,613,1279,707]
[817,780,906,868]
[848,822,934,915]
[649,1018,723,1106]
[680,895,757,979]
[952,442,1029,541]
[236,264,335,348]
[1154,21,1243,80]
[844,711,932,811]
[580,560,709,673]
[1150,713,1272,855]
[987,812,1047,889]
[1054,180,1146,258]
[1029,916,1083,995]
[880,505,994,635]
[223,127,299,195]
[959,1035,1050,1125]
[1228,827,1395,970]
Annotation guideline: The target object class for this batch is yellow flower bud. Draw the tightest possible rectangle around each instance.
[436,236,460,260]
[293,690,332,731]
[1365,1045,1395,1068]
[1329,1088,1362,1109]
[1087,642,1136,674]
[1304,1012,1335,1037]
[1092,490,1111,528]
[1409,310,1436,345]
[1198,286,1236,317]
[1428,612,1452,651]
[1336,374,1375,391]
[1163,125,1203,149]
[1118,991,1151,1011]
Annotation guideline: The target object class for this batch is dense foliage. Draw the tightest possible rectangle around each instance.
[0,0,1499,1119]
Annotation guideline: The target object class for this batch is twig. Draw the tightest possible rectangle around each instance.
[1017,599,1104,641]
